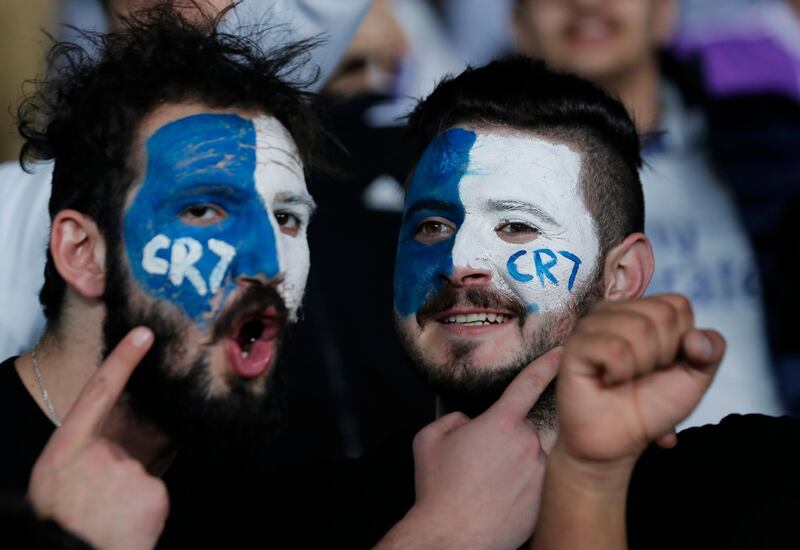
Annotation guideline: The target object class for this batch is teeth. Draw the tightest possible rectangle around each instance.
[242,350,249,359]
[442,313,510,325]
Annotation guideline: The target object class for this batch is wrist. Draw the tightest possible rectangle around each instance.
[547,443,637,497]
[376,504,456,550]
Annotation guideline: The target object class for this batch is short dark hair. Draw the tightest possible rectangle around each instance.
[406,55,644,257]
[18,3,325,326]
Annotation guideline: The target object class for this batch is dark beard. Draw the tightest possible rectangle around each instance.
[398,271,603,430]
[103,243,288,447]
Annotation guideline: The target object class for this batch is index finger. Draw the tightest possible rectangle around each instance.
[52,327,153,450]
[488,347,561,419]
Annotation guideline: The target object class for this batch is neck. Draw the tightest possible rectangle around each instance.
[597,57,662,134]
[15,307,177,474]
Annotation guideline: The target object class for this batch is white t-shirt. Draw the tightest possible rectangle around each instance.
[643,86,784,427]
[0,162,51,359]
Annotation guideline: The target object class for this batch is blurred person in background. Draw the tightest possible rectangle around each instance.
[513,0,784,427]
[672,0,800,415]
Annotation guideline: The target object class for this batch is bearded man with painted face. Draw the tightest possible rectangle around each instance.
[368,56,800,550]
[0,6,323,548]
[394,56,650,427]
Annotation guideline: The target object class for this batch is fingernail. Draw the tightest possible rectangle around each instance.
[131,327,153,347]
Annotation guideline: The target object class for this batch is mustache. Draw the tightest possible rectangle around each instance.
[416,285,527,327]
[210,285,288,343]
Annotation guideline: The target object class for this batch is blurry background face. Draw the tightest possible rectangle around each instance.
[104,103,313,439]
[104,0,232,29]
[515,0,675,83]
[394,126,604,415]
[324,0,410,97]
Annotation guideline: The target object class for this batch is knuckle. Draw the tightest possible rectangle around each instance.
[668,294,692,317]
[517,376,544,401]
[522,436,542,459]
[83,376,111,403]
[89,440,112,462]
[633,313,658,341]
[656,299,679,326]
[607,336,632,362]
[493,415,517,435]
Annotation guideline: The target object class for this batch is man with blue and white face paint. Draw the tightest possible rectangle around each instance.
[394,61,652,430]
[375,57,734,550]
[395,124,602,424]
[0,11,326,548]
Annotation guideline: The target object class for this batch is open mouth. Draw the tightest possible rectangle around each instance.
[224,308,281,379]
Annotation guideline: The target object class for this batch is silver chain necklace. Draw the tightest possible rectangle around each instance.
[31,345,62,427]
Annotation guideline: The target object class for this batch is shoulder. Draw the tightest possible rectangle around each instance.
[634,414,800,483]
[628,414,800,549]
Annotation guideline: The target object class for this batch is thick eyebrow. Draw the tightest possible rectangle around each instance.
[486,199,560,227]
[170,184,241,200]
[405,199,458,216]
[274,191,317,214]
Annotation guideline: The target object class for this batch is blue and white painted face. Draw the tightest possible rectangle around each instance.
[394,127,600,364]
[124,112,313,331]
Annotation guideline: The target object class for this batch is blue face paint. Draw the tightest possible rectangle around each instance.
[533,249,559,287]
[124,113,279,326]
[394,128,477,316]
[507,250,534,283]
[557,250,582,291]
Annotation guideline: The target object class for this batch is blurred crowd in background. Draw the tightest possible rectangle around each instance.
[0,0,798,464]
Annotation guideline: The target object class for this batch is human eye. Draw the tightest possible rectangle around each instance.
[274,211,302,237]
[180,204,227,226]
[414,218,456,244]
[495,220,539,244]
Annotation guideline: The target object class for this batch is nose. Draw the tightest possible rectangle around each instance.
[444,266,492,288]
[230,212,282,285]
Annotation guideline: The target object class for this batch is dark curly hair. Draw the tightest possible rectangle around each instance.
[18,2,326,326]
[406,55,644,257]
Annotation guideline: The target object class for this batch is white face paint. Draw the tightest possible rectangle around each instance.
[252,115,312,320]
[453,131,600,313]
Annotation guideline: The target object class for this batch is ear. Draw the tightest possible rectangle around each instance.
[653,0,678,47]
[602,232,654,300]
[50,209,107,300]
[511,3,538,57]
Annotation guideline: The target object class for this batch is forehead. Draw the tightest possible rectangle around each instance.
[144,113,256,188]
[409,127,584,207]
[134,104,306,197]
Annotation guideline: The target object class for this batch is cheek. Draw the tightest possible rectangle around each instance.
[276,234,310,317]
[494,242,596,313]
[394,238,453,316]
